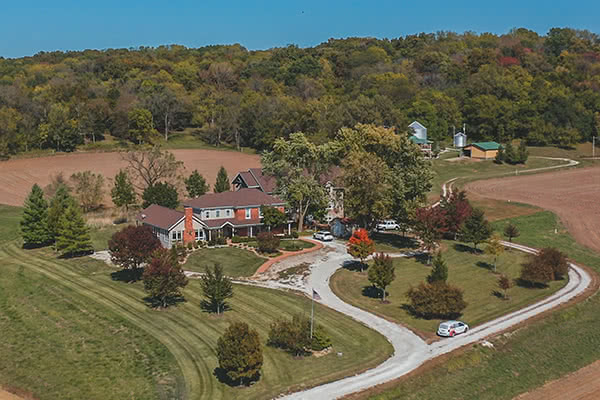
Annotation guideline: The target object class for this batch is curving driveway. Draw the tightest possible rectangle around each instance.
[279,156,590,399]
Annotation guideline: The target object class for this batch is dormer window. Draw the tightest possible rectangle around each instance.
[245,208,251,219]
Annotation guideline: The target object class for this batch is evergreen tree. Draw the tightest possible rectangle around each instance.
[20,184,51,247]
[461,208,492,250]
[200,263,234,314]
[214,166,230,193]
[185,169,209,198]
[142,182,179,209]
[55,203,93,257]
[504,142,517,164]
[47,184,75,241]
[494,146,504,164]
[427,252,448,283]
[111,170,136,211]
[517,140,529,164]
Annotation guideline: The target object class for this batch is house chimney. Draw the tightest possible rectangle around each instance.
[183,207,195,245]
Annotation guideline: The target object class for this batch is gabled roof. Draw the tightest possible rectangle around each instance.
[184,188,284,209]
[248,168,277,194]
[408,120,427,130]
[467,141,501,151]
[136,204,204,231]
[202,217,264,229]
[232,171,260,189]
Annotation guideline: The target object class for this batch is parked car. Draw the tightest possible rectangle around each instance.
[376,220,399,231]
[437,320,469,337]
[313,231,334,241]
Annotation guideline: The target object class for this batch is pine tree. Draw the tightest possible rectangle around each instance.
[427,252,448,283]
[494,147,504,164]
[217,322,263,386]
[55,203,93,257]
[461,208,492,250]
[111,170,136,211]
[47,184,75,241]
[504,142,517,164]
[517,140,529,164]
[201,263,234,314]
[214,166,230,193]
[20,184,51,247]
[185,169,209,198]
[142,182,179,209]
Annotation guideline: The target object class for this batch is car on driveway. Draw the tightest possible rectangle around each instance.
[313,231,334,241]
[437,320,469,337]
[376,220,399,231]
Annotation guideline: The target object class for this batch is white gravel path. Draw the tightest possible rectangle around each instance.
[278,240,591,400]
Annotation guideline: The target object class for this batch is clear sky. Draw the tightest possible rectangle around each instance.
[2,0,599,58]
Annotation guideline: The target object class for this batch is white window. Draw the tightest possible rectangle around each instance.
[172,231,177,241]
[226,209,231,217]
[245,208,251,219]
[216,210,220,218]
[205,211,209,219]
[176,231,182,241]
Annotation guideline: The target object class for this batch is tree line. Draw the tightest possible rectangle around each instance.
[2,27,600,158]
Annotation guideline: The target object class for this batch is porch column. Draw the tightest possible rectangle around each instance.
[208,230,212,241]
[288,223,291,235]
[250,226,253,237]
[232,228,235,237]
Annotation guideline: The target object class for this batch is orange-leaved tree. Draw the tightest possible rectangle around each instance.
[347,228,375,272]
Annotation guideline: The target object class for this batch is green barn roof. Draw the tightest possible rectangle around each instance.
[469,141,501,151]
[409,135,432,145]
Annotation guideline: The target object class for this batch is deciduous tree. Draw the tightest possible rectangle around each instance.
[503,222,520,242]
[498,274,513,299]
[347,228,375,272]
[406,282,467,319]
[143,248,188,308]
[200,263,234,314]
[414,207,447,263]
[368,253,395,302]
[260,206,287,230]
[20,184,51,247]
[127,108,156,144]
[109,225,162,272]
[485,235,505,272]
[142,182,179,209]
[217,322,263,386]
[537,247,569,280]
[122,146,184,191]
[439,190,472,239]
[70,171,105,212]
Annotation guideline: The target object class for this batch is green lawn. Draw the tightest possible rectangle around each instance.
[88,223,130,251]
[184,247,266,277]
[371,232,420,253]
[361,211,600,400]
[0,206,393,400]
[331,240,566,336]
[243,239,316,252]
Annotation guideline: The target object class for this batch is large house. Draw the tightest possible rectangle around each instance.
[233,167,344,223]
[137,188,288,248]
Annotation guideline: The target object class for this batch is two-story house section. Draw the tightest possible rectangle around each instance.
[136,204,205,249]
[183,188,288,239]
[232,167,344,223]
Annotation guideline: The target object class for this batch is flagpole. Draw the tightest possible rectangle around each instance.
[310,291,314,339]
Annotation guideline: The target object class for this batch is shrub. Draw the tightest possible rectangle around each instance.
[310,326,332,351]
[231,236,252,244]
[406,282,467,319]
[187,242,194,250]
[257,232,280,253]
[216,237,227,246]
[268,314,331,355]
[292,230,299,239]
[207,239,216,247]
[217,322,263,386]
[538,247,569,280]
[520,255,554,287]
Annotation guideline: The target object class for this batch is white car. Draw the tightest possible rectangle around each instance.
[376,220,399,231]
[313,231,334,241]
[437,320,469,337]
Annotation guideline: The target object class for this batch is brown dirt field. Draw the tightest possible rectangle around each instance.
[466,166,600,254]
[0,149,261,207]
[514,360,600,400]
[0,389,27,400]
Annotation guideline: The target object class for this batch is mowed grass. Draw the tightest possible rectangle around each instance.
[88,222,130,251]
[184,247,266,277]
[371,232,420,253]
[359,211,600,400]
[331,240,566,336]
[0,206,392,399]
[244,239,316,252]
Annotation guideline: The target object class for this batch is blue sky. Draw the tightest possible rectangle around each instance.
[2,0,599,58]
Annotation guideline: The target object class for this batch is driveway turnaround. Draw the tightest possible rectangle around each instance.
[279,240,591,400]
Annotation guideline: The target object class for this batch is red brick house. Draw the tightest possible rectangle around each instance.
[137,188,289,247]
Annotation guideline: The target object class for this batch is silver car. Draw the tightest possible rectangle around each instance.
[313,231,334,241]
[437,320,469,337]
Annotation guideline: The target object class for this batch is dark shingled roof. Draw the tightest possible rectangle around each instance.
[238,171,259,188]
[137,204,184,230]
[184,188,284,209]
[202,217,263,229]
[248,168,277,194]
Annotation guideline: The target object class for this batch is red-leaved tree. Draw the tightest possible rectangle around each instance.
[414,207,448,264]
[109,225,162,275]
[143,248,188,308]
[347,228,375,272]
[440,190,472,239]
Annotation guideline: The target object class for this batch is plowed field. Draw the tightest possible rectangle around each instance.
[0,149,261,206]
[466,166,600,254]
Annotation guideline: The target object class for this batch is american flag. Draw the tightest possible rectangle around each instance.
[312,289,321,301]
